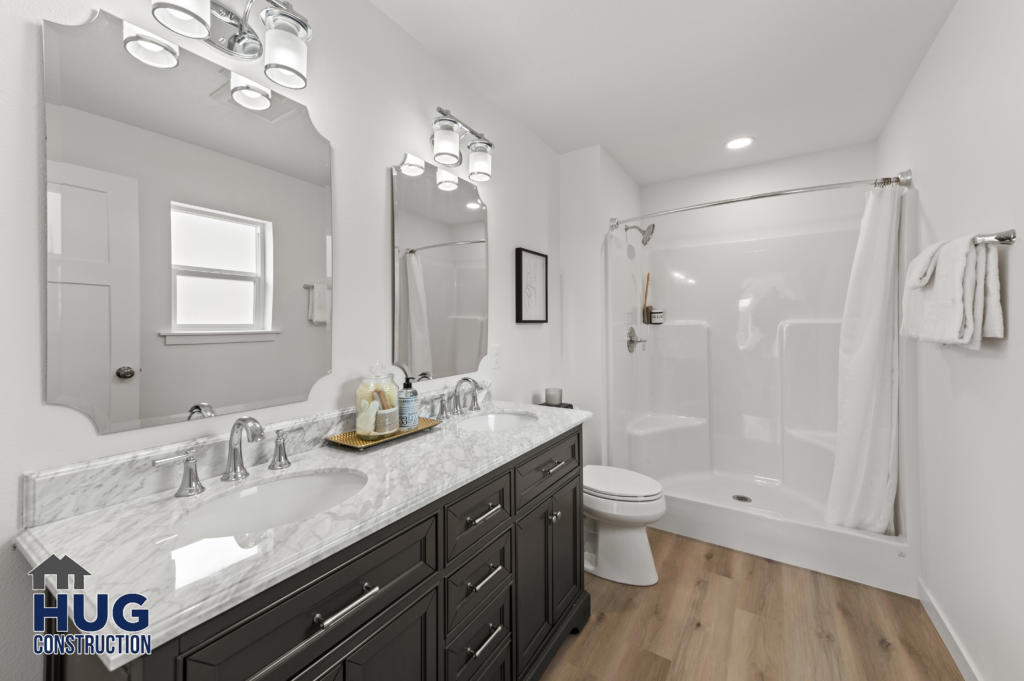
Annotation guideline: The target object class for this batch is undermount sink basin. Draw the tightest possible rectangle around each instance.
[174,470,367,540]
[457,412,539,433]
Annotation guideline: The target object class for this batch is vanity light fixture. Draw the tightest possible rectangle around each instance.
[399,153,425,176]
[124,21,180,68]
[153,0,313,89]
[437,168,458,191]
[467,140,492,182]
[230,72,271,110]
[430,107,495,180]
[726,136,754,150]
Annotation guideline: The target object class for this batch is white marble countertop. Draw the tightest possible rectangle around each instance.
[16,402,591,670]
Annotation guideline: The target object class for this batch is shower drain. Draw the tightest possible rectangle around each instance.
[732,495,752,503]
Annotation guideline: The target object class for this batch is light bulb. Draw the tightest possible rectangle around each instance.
[151,0,211,39]
[123,21,179,69]
[437,168,458,191]
[467,140,492,182]
[230,72,271,111]
[400,154,425,176]
[432,118,462,166]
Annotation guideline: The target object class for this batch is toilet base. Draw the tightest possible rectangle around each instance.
[584,516,659,586]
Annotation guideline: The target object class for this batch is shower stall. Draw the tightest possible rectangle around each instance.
[604,176,918,595]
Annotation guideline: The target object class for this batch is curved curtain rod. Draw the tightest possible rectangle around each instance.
[610,170,913,229]
[406,239,487,254]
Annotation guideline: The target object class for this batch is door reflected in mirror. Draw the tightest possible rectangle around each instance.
[392,162,488,381]
[44,12,333,433]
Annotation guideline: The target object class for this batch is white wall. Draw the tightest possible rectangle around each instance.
[877,0,1024,678]
[559,146,639,466]
[0,1,561,676]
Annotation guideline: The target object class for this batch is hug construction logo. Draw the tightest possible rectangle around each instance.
[29,554,152,657]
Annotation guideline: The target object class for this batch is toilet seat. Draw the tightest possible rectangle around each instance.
[583,465,663,503]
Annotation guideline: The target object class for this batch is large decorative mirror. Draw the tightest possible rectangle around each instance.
[392,162,488,381]
[44,12,333,433]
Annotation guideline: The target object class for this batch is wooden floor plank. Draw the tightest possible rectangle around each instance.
[734,552,785,623]
[543,531,963,681]
[780,564,848,681]
[666,571,738,681]
[725,609,787,681]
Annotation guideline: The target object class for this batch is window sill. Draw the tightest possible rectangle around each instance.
[158,330,281,345]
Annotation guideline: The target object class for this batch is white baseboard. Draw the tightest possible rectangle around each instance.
[918,579,981,681]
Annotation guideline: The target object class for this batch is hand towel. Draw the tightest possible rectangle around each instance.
[900,236,974,344]
[982,244,1005,338]
[307,283,330,324]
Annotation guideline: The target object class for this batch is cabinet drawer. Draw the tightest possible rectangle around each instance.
[185,516,438,681]
[445,473,512,563]
[471,639,512,681]
[514,433,579,510]
[445,530,513,635]
[445,587,512,681]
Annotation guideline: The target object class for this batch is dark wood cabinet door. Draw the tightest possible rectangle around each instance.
[338,589,438,681]
[514,498,552,674]
[550,480,581,623]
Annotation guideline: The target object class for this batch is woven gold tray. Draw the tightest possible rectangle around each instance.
[327,417,442,451]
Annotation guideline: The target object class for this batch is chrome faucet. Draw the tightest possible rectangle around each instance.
[451,378,482,417]
[223,417,265,482]
[187,403,215,420]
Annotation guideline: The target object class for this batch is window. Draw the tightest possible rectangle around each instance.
[171,203,272,331]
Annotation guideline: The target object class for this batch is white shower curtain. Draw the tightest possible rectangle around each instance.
[406,253,433,376]
[825,186,913,534]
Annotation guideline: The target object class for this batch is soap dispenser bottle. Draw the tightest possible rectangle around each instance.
[398,378,419,431]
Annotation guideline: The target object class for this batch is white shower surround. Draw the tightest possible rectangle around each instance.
[606,170,917,596]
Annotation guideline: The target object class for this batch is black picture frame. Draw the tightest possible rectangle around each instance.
[515,248,548,323]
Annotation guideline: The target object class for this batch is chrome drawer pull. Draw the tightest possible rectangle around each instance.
[314,583,380,630]
[467,624,503,659]
[549,511,562,524]
[544,460,566,476]
[467,564,501,593]
[467,502,502,526]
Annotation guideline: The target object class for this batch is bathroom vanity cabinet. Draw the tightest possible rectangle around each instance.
[50,426,589,681]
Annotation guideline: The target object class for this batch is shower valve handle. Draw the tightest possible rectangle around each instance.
[626,327,647,353]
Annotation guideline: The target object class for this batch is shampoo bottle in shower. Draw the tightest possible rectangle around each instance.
[399,378,419,431]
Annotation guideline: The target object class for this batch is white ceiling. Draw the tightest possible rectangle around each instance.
[368,0,957,185]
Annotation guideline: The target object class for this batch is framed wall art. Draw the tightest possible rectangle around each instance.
[515,248,548,323]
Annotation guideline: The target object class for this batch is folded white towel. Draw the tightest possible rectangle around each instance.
[901,237,1003,348]
[307,283,330,324]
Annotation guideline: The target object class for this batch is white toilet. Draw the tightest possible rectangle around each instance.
[582,465,666,586]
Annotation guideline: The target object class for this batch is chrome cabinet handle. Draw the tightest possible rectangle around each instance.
[115,366,135,379]
[467,624,503,659]
[549,511,562,524]
[314,583,380,630]
[467,502,502,526]
[467,564,501,593]
[544,461,566,476]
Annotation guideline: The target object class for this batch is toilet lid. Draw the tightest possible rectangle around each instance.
[583,465,663,501]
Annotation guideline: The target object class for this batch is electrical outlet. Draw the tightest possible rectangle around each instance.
[490,344,501,369]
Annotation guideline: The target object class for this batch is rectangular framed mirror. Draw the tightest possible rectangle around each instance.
[44,12,333,433]
[392,162,488,381]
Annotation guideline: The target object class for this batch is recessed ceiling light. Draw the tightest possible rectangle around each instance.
[726,137,754,150]
[466,202,480,209]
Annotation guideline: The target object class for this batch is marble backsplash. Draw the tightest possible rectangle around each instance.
[22,382,491,529]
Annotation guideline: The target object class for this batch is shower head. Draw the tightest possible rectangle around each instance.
[625,223,656,245]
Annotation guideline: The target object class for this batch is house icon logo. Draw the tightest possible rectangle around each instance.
[28,554,91,590]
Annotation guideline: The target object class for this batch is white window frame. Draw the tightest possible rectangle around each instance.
[170,202,273,332]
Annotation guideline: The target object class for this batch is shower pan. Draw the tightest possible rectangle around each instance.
[605,182,918,596]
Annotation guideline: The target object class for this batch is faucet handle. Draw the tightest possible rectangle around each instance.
[436,392,450,421]
[269,431,292,470]
[175,448,205,498]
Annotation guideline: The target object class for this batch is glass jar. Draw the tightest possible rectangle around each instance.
[355,366,400,440]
